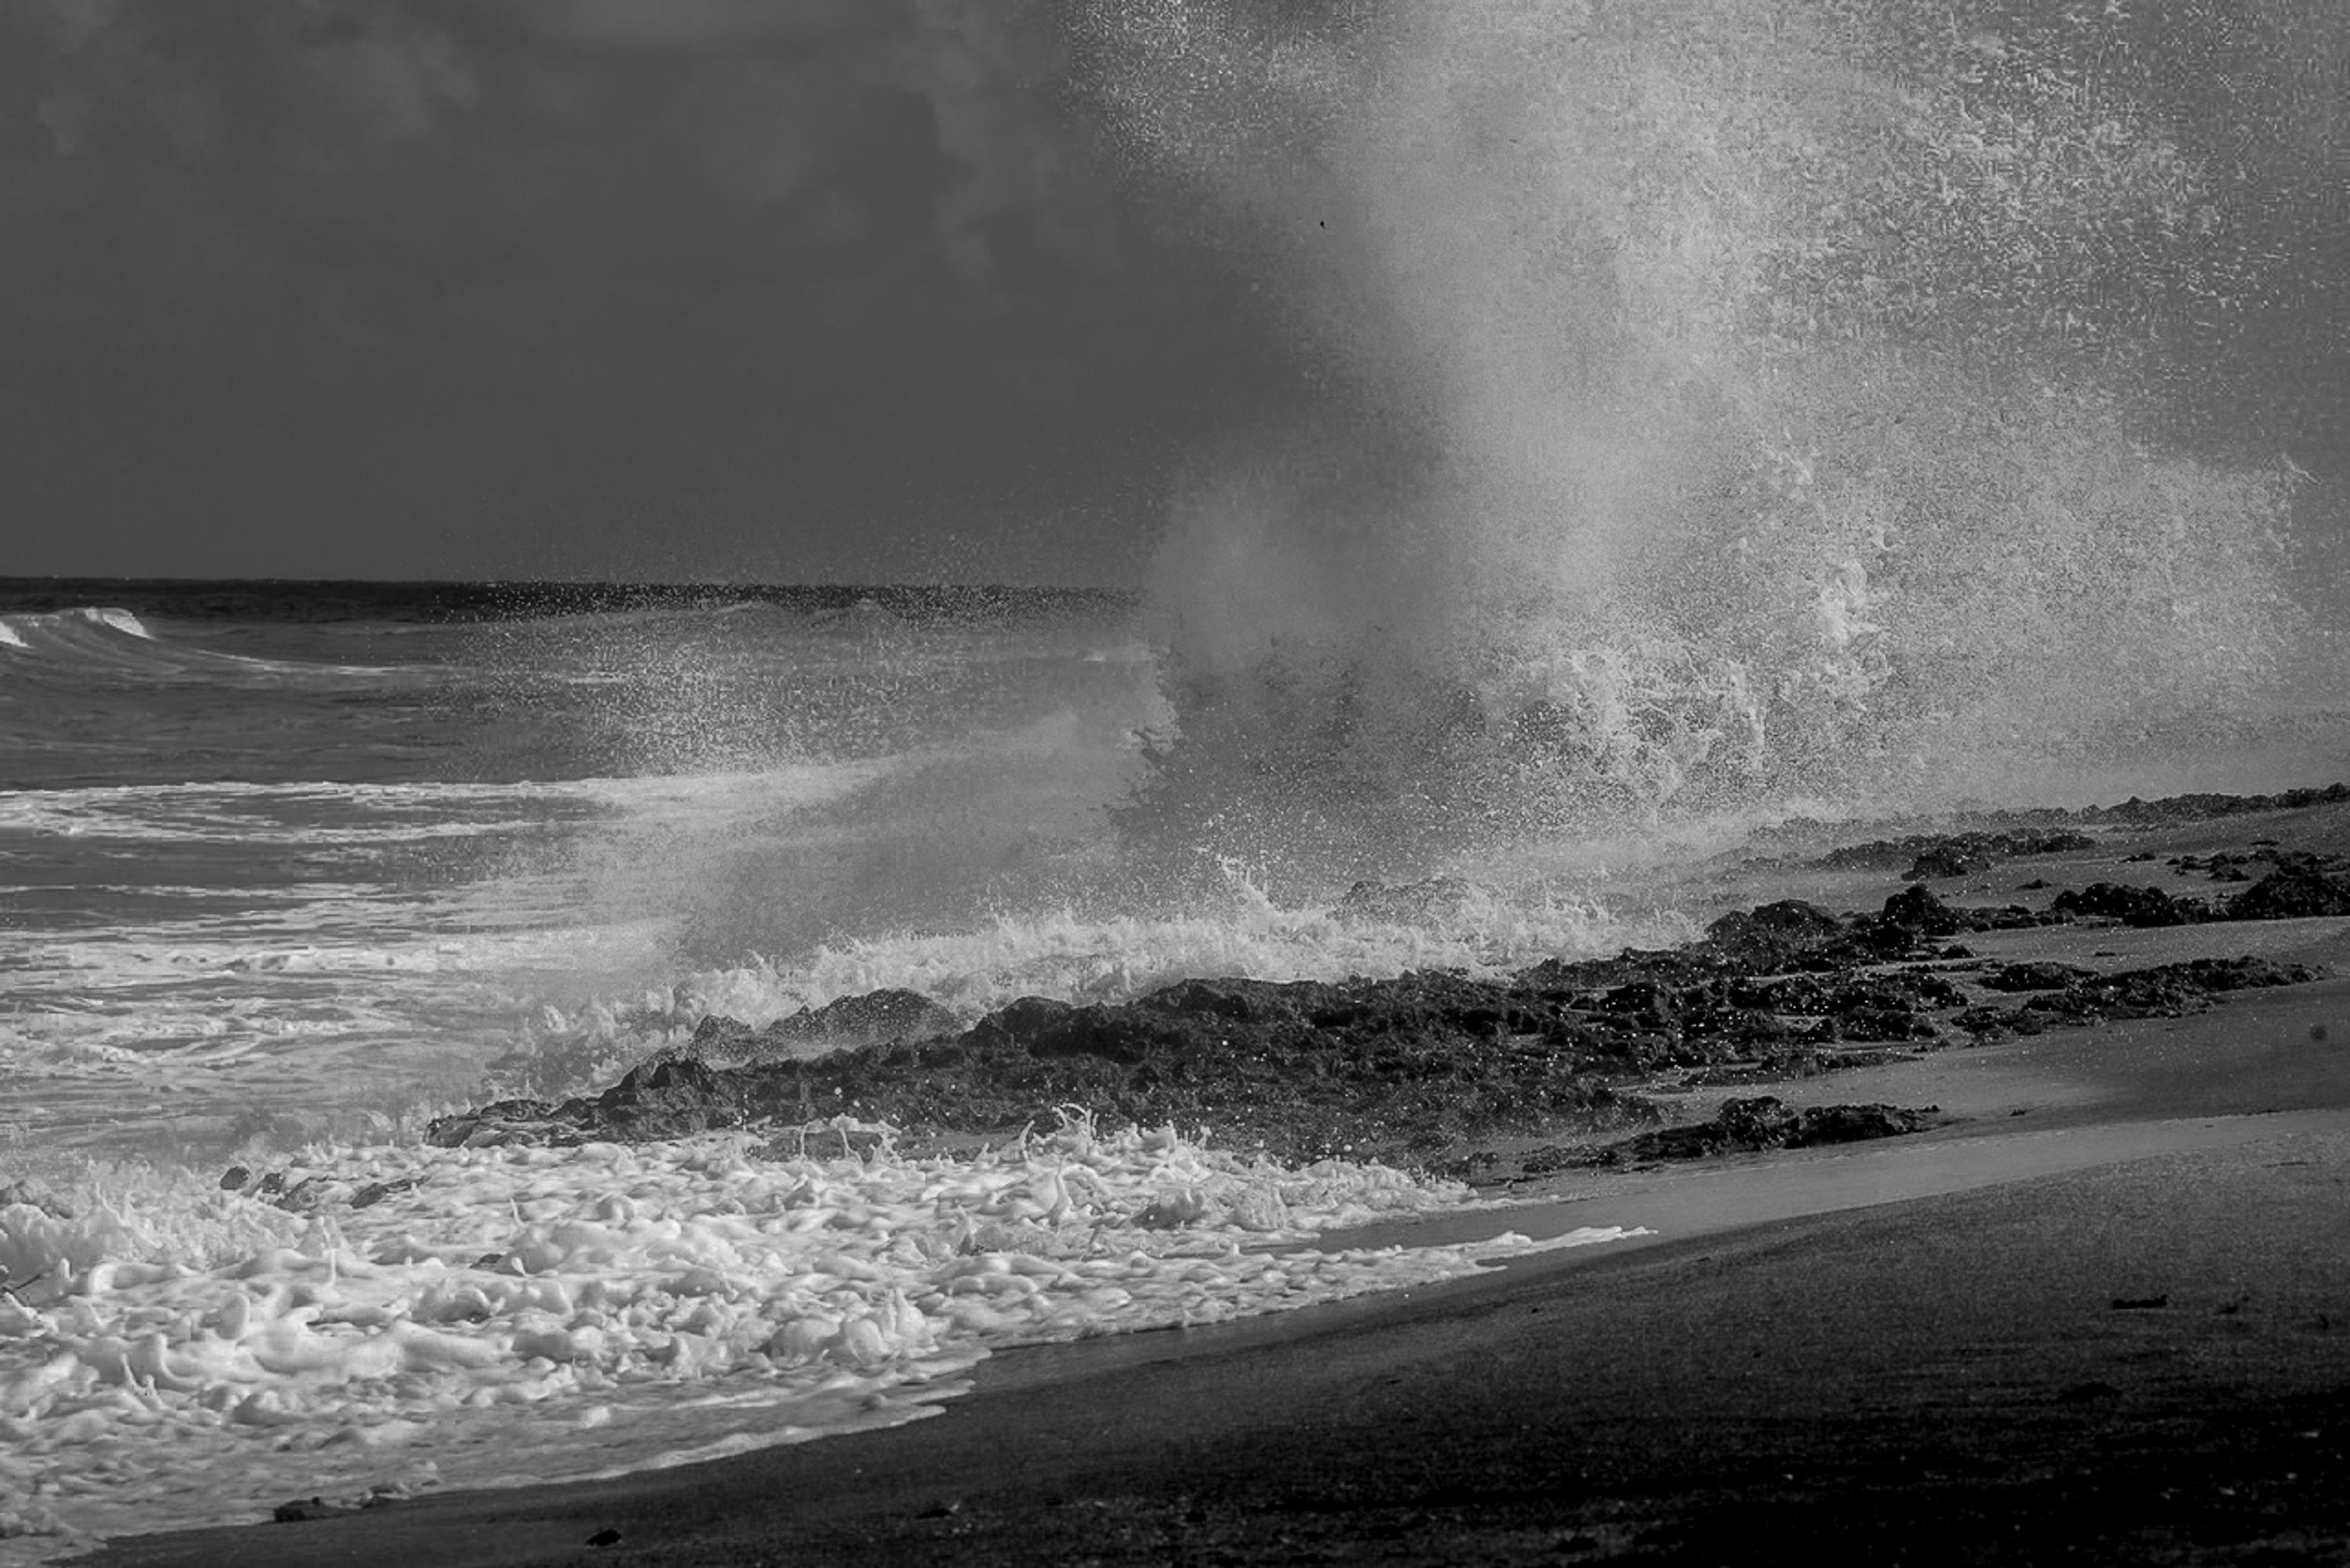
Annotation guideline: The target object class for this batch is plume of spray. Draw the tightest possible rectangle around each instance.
[1080,0,2310,880]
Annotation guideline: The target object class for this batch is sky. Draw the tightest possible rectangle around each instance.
[2,0,2343,587]
[0,0,1307,585]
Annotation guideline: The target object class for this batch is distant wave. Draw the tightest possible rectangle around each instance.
[0,605,423,687]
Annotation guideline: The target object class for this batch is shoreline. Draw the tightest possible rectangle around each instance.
[84,1114,2350,1566]
[70,793,2350,1565]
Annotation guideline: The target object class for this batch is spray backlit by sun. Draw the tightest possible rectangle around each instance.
[1081,0,2312,873]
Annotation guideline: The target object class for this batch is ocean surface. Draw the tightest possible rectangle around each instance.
[3,575,2344,1556]
[1,578,1673,1557]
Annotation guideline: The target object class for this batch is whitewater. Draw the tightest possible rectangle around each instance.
[9,0,2350,1555]
[0,584,1680,1557]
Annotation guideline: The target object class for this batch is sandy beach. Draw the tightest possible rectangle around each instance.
[67,801,2350,1567]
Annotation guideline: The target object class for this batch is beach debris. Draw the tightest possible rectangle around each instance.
[2111,1294,2171,1311]
[586,1527,624,1547]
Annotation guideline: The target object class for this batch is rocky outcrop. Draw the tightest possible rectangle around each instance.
[2226,862,2350,920]
[2049,882,2214,927]
[420,888,2323,1167]
[1813,829,2098,874]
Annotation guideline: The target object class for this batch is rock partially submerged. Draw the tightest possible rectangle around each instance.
[421,875,2324,1170]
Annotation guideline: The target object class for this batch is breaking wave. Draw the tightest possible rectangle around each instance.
[0,1118,1637,1553]
[1082,0,2323,876]
[0,606,419,688]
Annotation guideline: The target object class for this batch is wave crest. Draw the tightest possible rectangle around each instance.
[1086,0,2316,873]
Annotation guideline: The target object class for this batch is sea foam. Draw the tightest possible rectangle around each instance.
[0,1119,1636,1559]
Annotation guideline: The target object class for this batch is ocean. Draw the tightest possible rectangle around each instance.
[1,560,2342,1553]
[10,2,2350,1552]
[1,578,1672,1556]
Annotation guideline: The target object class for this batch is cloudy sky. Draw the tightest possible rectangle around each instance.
[4,0,2343,587]
[0,0,1313,583]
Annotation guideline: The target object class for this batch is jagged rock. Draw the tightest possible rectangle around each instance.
[2050,883,2208,927]
[2229,862,2350,920]
[765,988,961,1047]
[1905,845,1992,880]
[2023,957,2320,1024]
[2085,782,2350,823]
[415,890,2326,1166]
[1702,900,1849,967]
[1817,829,2096,873]
[589,1057,747,1140]
[1877,883,2066,938]
[1881,884,1965,937]
[352,1176,418,1209]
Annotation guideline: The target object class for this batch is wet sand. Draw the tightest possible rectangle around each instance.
[80,811,2350,1566]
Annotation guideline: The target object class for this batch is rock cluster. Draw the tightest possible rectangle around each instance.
[419,882,2322,1170]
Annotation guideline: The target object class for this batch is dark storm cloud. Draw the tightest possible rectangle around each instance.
[0,0,1281,581]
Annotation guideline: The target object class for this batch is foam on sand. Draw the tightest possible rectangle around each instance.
[0,1118,1640,1559]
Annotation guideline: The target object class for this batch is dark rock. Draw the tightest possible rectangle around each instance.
[579,1057,747,1141]
[1816,829,2096,873]
[277,1176,330,1212]
[2081,782,2350,824]
[586,1528,624,1548]
[2111,1294,2170,1310]
[1701,900,1847,966]
[2049,883,2208,927]
[765,988,961,1047]
[2174,852,2257,882]
[1905,845,1991,880]
[1954,1005,2047,1041]
[2024,957,2319,1024]
[273,1497,369,1523]
[1880,884,1964,937]
[414,879,2325,1168]
[2229,862,2350,920]
[352,1177,418,1209]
